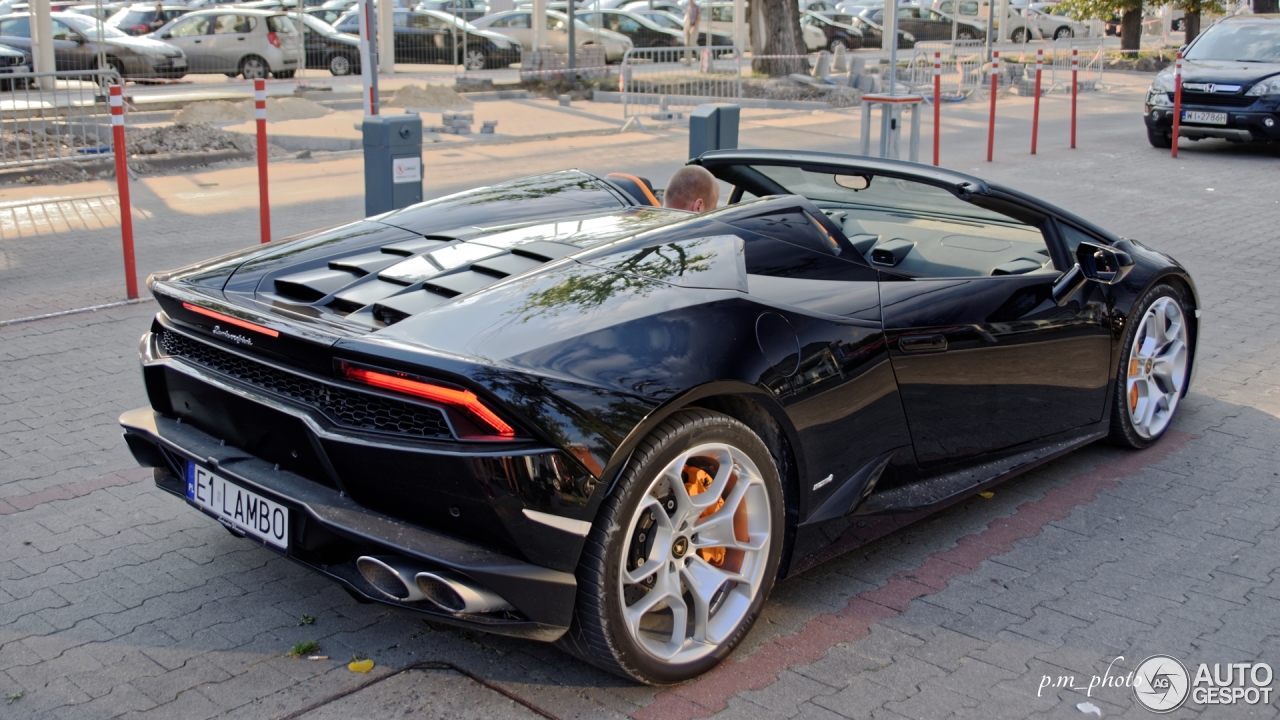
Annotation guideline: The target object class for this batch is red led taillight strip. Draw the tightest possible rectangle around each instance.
[183,303,280,338]
[340,363,516,438]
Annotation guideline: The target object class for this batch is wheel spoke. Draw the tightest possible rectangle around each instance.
[681,558,746,643]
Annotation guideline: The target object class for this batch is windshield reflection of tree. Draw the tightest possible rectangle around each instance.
[460,172,596,206]
[516,240,715,322]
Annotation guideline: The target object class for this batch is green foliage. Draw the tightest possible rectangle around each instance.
[286,640,320,658]
[297,615,315,626]
[6,691,24,704]
[1172,0,1224,14]
[1056,0,1141,20]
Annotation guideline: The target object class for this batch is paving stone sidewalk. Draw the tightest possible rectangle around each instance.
[1,80,1277,719]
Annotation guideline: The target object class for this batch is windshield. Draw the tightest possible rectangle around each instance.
[300,14,337,33]
[641,10,681,28]
[751,165,1016,224]
[59,13,127,37]
[1184,20,1280,63]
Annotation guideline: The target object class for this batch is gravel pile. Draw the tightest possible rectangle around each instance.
[125,123,289,157]
[386,84,473,110]
[174,97,333,124]
[743,78,862,108]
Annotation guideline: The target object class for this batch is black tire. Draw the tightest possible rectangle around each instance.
[957,29,976,40]
[327,51,355,76]
[1054,26,1073,39]
[1107,283,1194,449]
[1011,27,1028,43]
[828,38,848,53]
[239,55,268,79]
[1147,127,1173,148]
[557,409,785,685]
[460,44,487,71]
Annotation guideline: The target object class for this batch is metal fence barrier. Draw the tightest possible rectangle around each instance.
[0,70,121,170]
[620,46,743,118]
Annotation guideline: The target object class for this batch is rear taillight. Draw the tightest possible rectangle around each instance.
[268,31,281,47]
[134,24,149,33]
[339,362,517,439]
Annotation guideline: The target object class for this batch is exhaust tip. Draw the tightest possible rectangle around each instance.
[415,571,514,615]
[356,556,426,602]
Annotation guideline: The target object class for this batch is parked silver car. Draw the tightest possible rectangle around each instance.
[0,11,187,77]
[150,7,302,77]
[472,8,632,61]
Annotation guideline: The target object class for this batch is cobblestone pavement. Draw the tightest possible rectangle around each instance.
[1,75,1278,719]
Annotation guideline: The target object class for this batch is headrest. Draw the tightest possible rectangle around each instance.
[606,173,661,207]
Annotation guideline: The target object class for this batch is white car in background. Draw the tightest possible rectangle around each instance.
[472,8,633,60]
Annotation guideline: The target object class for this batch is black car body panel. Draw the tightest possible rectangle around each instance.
[121,152,1198,640]
[1144,15,1280,143]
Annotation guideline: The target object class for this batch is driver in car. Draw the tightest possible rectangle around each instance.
[663,165,720,213]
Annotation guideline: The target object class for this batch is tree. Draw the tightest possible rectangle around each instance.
[1058,0,1144,50]
[1174,0,1223,43]
[749,0,807,76]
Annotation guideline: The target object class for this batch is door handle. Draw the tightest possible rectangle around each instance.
[237,37,246,40]
[898,334,948,353]
[193,39,201,43]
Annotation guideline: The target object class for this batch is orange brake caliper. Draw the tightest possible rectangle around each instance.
[683,466,726,566]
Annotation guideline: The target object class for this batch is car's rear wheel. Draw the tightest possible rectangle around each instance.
[462,45,487,71]
[558,409,784,684]
[1011,27,1028,43]
[328,52,354,76]
[240,55,268,79]
[1147,127,1173,148]
[1108,284,1192,448]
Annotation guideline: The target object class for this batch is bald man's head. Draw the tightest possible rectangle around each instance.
[663,166,719,213]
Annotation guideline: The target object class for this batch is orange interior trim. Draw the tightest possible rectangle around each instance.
[607,173,661,207]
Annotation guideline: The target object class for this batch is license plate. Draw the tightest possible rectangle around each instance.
[186,462,289,549]
[172,58,186,68]
[1182,110,1227,125]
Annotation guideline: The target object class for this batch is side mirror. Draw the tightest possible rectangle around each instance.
[1075,241,1134,284]
[1051,240,1134,304]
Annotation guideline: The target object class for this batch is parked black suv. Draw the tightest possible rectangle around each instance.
[1144,14,1280,148]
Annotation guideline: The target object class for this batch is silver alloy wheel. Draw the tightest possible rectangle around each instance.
[1055,26,1073,39]
[1126,296,1188,439]
[464,49,486,71]
[829,38,847,52]
[618,443,772,664]
[329,53,351,75]
[241,57,267,79]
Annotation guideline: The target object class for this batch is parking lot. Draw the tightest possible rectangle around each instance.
[1,74,1278,719]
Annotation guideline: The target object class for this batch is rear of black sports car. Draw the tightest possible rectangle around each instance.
[120,171,692,640]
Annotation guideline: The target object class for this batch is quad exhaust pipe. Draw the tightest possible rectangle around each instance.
[355,556,513,614]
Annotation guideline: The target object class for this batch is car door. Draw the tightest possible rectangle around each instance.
[206,13,255,73]
[496,12,532,49]
[406,11,447,63]
[159,13,212,71]
[545,13,569,52]
[50,19,93,69]
[868,180,1113,467]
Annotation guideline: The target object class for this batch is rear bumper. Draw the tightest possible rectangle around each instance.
[120,406,575,641]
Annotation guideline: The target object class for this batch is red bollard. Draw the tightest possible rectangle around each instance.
[1031,48,1043,154]
[987,51,998,162]
[1171,53,1183,158]
[932,51,941,167]
[255,78,270,243]
[109,83,137,300]
[1070,47,1078,149]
